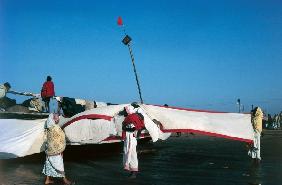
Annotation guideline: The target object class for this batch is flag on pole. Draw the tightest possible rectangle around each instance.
[117,16,123,26]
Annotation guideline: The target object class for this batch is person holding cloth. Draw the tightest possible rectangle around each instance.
[41,76,55,112]
[248,107,263,163]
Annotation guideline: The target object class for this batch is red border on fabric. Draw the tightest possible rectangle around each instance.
[61,114,112,129]
[161,128,253,143]
[147,104,253,143]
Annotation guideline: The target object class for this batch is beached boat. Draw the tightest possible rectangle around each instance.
[0,102,254,159]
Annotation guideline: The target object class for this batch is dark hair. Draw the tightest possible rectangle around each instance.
[4,82,11,89]
[131,102,140,109]
[47,76,52,81]
[118,108,128,117]
[252,107,259,116]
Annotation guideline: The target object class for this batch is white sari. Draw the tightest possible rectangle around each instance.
[42,114,65,177]
[248,130,261,160]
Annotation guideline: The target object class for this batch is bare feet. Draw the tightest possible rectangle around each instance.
[63,177,74,185]
[128,171,137,179]
[44,180,54,185]
[45,176,54,184]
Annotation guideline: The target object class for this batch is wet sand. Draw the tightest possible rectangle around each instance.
[0,130,282,185]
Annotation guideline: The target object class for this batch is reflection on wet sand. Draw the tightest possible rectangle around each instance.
[0,130,281,185]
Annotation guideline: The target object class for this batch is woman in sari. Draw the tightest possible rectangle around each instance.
[42,113,73,185]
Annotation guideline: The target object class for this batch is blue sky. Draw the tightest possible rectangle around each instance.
[1,0,282,114]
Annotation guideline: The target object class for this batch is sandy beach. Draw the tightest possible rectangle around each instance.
[0,130,281,185]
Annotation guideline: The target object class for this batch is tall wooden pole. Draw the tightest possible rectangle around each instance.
[127,42,143,104]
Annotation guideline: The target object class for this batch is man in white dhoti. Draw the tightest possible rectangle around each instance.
[248,107,263,163]
[123,129,139,175]
[42,113,73,185]
[122,104,145,179]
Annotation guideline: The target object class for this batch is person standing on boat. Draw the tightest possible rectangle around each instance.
[42,113,73,185]
[0,82,11,99]
[122,104,145,179]
[41,76,55,112]
[248,107,263,163]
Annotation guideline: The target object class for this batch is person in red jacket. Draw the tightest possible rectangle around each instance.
[41,76,55,113]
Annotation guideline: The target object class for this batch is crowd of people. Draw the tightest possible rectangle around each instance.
[264,112,282,129]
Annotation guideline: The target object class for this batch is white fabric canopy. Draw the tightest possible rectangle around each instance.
[0,119,45,158]
[141,105,254,142]
[0,104,254,159]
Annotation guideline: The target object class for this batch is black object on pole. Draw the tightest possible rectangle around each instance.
[122,34,144,103]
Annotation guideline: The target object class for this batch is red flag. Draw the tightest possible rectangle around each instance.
[117,16,123,26]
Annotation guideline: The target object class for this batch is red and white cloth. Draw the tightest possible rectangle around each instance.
[141,104,254,143]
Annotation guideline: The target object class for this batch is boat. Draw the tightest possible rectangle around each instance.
[0,98,254,159]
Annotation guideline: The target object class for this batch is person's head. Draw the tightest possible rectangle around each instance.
[131,102,140,109]
[252,107,258,116]
[53,113,60,124]
[125,105,135,115]
[118,108,128,117]
[3,82,11,91]
[46,113,60,128]
[46,76,52,81]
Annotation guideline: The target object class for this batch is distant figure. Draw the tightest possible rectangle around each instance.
[0,82,11,99]
[0,82,15,111]
[122,104,145,179]
[267,114,272,128]
[279,112,282,129]
[42,113,73,185]
[22,98,44,112]
[248,107,263,163]
[41,76,55,112]
[273,114,279,129]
